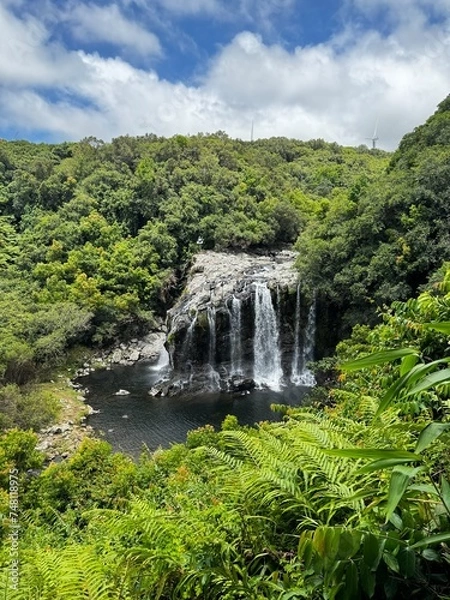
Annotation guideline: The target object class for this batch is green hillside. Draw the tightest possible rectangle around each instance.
[1,99,450,598]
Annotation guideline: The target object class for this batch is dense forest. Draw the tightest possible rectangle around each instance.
[0,97,450,598]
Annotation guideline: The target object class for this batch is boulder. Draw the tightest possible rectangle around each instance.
[228,376,255,393]
[129,349,140,362]
[148,386,162,397]
[111,350,122,363]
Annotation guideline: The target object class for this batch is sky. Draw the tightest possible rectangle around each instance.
[0,0,450,149]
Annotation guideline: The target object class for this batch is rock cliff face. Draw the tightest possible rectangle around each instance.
[164,250,315,394]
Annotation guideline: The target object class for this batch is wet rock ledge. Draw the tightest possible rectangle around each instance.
[75,331,166,377]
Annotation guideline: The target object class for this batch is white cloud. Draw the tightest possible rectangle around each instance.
[153,0,221,16]
[1,2,450,149]
[202,29,450,147]
[0,89,110,140]
[68,3,161,56]
[0,4,86,87]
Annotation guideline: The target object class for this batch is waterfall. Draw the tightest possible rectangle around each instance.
[276,285,282,329]
[290,283,302,383]
[301,300,316,386]
[207,305,216,366]
[291,288,316,386]
[290,294,316,386]
[181,312,197,366]
[229,296,243,376]
[207,305,220,390]
[149,347,170,372]
[253,282,283,390]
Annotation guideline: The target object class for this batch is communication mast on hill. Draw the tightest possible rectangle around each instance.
[366,120,379,149]
[250,119,254,142]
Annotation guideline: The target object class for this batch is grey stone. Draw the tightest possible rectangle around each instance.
[148,386,162,397]
[36,440,51,451]
[229,377,255,393]
[140,344,156,359]
[129,350,140,362]
[111,350,122,363]
[114,389,130,396]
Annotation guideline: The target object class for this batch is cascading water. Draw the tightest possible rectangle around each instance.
[149,347,170,372]
[207,305,220,390]
[253,282,283,391]
[207,306,216,365]
[181,313,197,360]
[291,287,316,386]
[276,285,281,329]
[229,296,243,376]
[290,283,302,384]
[300,300,316,386]
[180,311,198,383]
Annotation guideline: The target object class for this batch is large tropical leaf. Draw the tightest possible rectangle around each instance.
[422,322,450,335]
[385,466,422,521]
[341,348,418,371]
[414,422,450,454]
[405,368,450,397]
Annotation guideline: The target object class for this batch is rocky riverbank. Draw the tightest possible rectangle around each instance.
[36,329,168,461]
[74,331,167,377]
[36,376,95,462]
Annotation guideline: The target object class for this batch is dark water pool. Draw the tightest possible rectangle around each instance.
[81,362,310,457]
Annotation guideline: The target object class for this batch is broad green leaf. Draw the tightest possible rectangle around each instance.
[326,448,419,461]
[411,532,450,549]
[398,547,416,578]
[324,528,341,563]
[421,548,440,561]
[400,353,420,376]
[358,457,420,473]
[401,510,416,530]
[423,322,450,335]
[384,530,401,552]
[338,530,361,560]
[298,538,314,568]
[441,476,450,514]
[363,533,382,570]
[408,483,438,495]
[312,527,327,557]
[414,422,450,454]
[360,562,376,598]
[341,348,417,371]
[406,368,450,397]
[383,551,400,573]
[376,371,411,416]
[312,527,340,562]
[386,466,422,521]
[376,359,450,416]
[389,513,403,531]
[342,561,358,600]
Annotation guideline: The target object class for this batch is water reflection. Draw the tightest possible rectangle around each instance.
[82,362,310,457]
